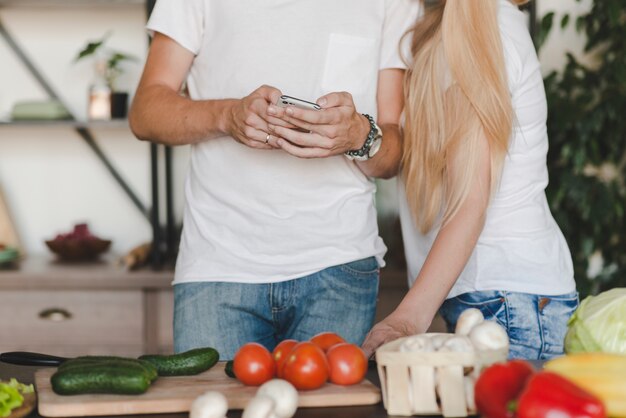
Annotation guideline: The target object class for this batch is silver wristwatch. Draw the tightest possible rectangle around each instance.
[344,114,383,161]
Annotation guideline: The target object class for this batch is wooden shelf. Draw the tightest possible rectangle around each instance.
[0,255,173,290]
[0,119,130,129]
[0,0,143,8]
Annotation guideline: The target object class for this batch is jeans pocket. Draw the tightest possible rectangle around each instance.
[540,291,579,357]
[310,258,379,335]
[440,291,507,332]
[337,256,380,277]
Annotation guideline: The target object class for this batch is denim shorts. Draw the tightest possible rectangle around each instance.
[173,256,379,360]
[439,290,579,360]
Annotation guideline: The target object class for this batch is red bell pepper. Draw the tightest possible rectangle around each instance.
[475,360,535,418]
[517,371,606,418]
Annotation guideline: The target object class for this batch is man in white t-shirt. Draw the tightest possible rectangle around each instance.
[129,0,417,359]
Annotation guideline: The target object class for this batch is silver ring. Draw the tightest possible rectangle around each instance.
[265,134,271,144]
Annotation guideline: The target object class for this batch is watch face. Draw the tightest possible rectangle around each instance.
[368,136,382,158]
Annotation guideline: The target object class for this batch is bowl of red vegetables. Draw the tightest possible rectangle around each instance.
[45,223,111,261]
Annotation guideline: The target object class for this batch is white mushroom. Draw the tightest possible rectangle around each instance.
[430,333,453,350]
[243,379,299,418]
[455,308,484,336]
[399,334,435,352]
[438,335,475,353]
[256,379,298,418]
[189,391,228,418]
[242,395,276,418]
[469,321,509,351]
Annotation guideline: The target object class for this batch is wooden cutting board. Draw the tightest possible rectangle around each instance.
[35,362,381,417]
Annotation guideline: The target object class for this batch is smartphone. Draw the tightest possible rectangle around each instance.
[276,95,322,111]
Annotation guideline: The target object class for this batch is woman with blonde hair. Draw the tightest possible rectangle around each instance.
[362,0,577,360]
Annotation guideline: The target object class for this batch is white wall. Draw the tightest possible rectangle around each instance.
[537,0,593,72]
[0,4,176,256]
[0,1,592,256]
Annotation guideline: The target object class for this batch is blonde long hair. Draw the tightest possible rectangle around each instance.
[402,0,527,233]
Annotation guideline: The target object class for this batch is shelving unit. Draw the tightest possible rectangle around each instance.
[0,0,177,267]
[0,0,143,7]
[0,0,178,355]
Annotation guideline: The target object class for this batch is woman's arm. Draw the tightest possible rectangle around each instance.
[358,68,405,179]
[129,33,282,148]
[361,129,492,358]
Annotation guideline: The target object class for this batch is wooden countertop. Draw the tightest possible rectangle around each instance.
[0,257,407,291]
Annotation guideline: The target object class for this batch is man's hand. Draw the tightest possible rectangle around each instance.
[361,311,420,359]
[227,85,294,149]
[266,91,370,158]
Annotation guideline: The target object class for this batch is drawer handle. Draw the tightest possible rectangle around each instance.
[38,308,72,321]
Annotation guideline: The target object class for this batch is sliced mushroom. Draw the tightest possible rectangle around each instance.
[189,391,228,418]
[469,321,509,351]
[455,308,484,336]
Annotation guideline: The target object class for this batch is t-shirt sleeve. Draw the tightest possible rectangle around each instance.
[146,0,205,55]
[379,0,421,70]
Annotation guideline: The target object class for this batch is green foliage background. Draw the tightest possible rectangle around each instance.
[538,1,626,296]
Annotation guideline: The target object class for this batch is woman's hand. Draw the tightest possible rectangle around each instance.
[266,91,370,158]
[361,312,420,359]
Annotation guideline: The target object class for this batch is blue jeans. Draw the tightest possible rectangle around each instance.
[173,257,379,360]
[439,290,579,360]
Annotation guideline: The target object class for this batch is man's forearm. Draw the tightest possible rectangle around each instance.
[129,84,236,146]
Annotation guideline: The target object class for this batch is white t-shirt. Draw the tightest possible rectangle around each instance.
[399,0,575,297]
[147,0,418,284]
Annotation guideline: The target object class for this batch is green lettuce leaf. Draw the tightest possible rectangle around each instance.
[0,378,34,418]
[565,288,626,354]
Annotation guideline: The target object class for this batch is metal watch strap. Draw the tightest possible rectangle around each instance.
[344,114,380,161]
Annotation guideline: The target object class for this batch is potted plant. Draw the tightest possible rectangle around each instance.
[75,33,137,119]
[537,1,626,296]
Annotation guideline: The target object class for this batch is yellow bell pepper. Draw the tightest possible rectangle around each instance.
[545,353,626,417]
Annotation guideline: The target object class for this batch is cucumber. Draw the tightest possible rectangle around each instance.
[224,360,235,378]
[51,363,152,395]
[59,356,158,382]
[139,347,219,376]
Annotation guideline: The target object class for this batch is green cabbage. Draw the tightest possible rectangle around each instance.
[0,379,34,418]
[565,288,626,354]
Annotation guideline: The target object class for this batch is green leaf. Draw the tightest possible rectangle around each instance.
[75,39,105,61]
[576,16,585,33]
[543,0,626,296]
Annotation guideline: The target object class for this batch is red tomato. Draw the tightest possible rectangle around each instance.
[310,332,345,352]
[326,343,368,385]
[282,342,329,390]
[272,339,298,378]
[233,342,275,386]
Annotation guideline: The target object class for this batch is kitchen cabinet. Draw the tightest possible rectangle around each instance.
[0,257,174,357]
